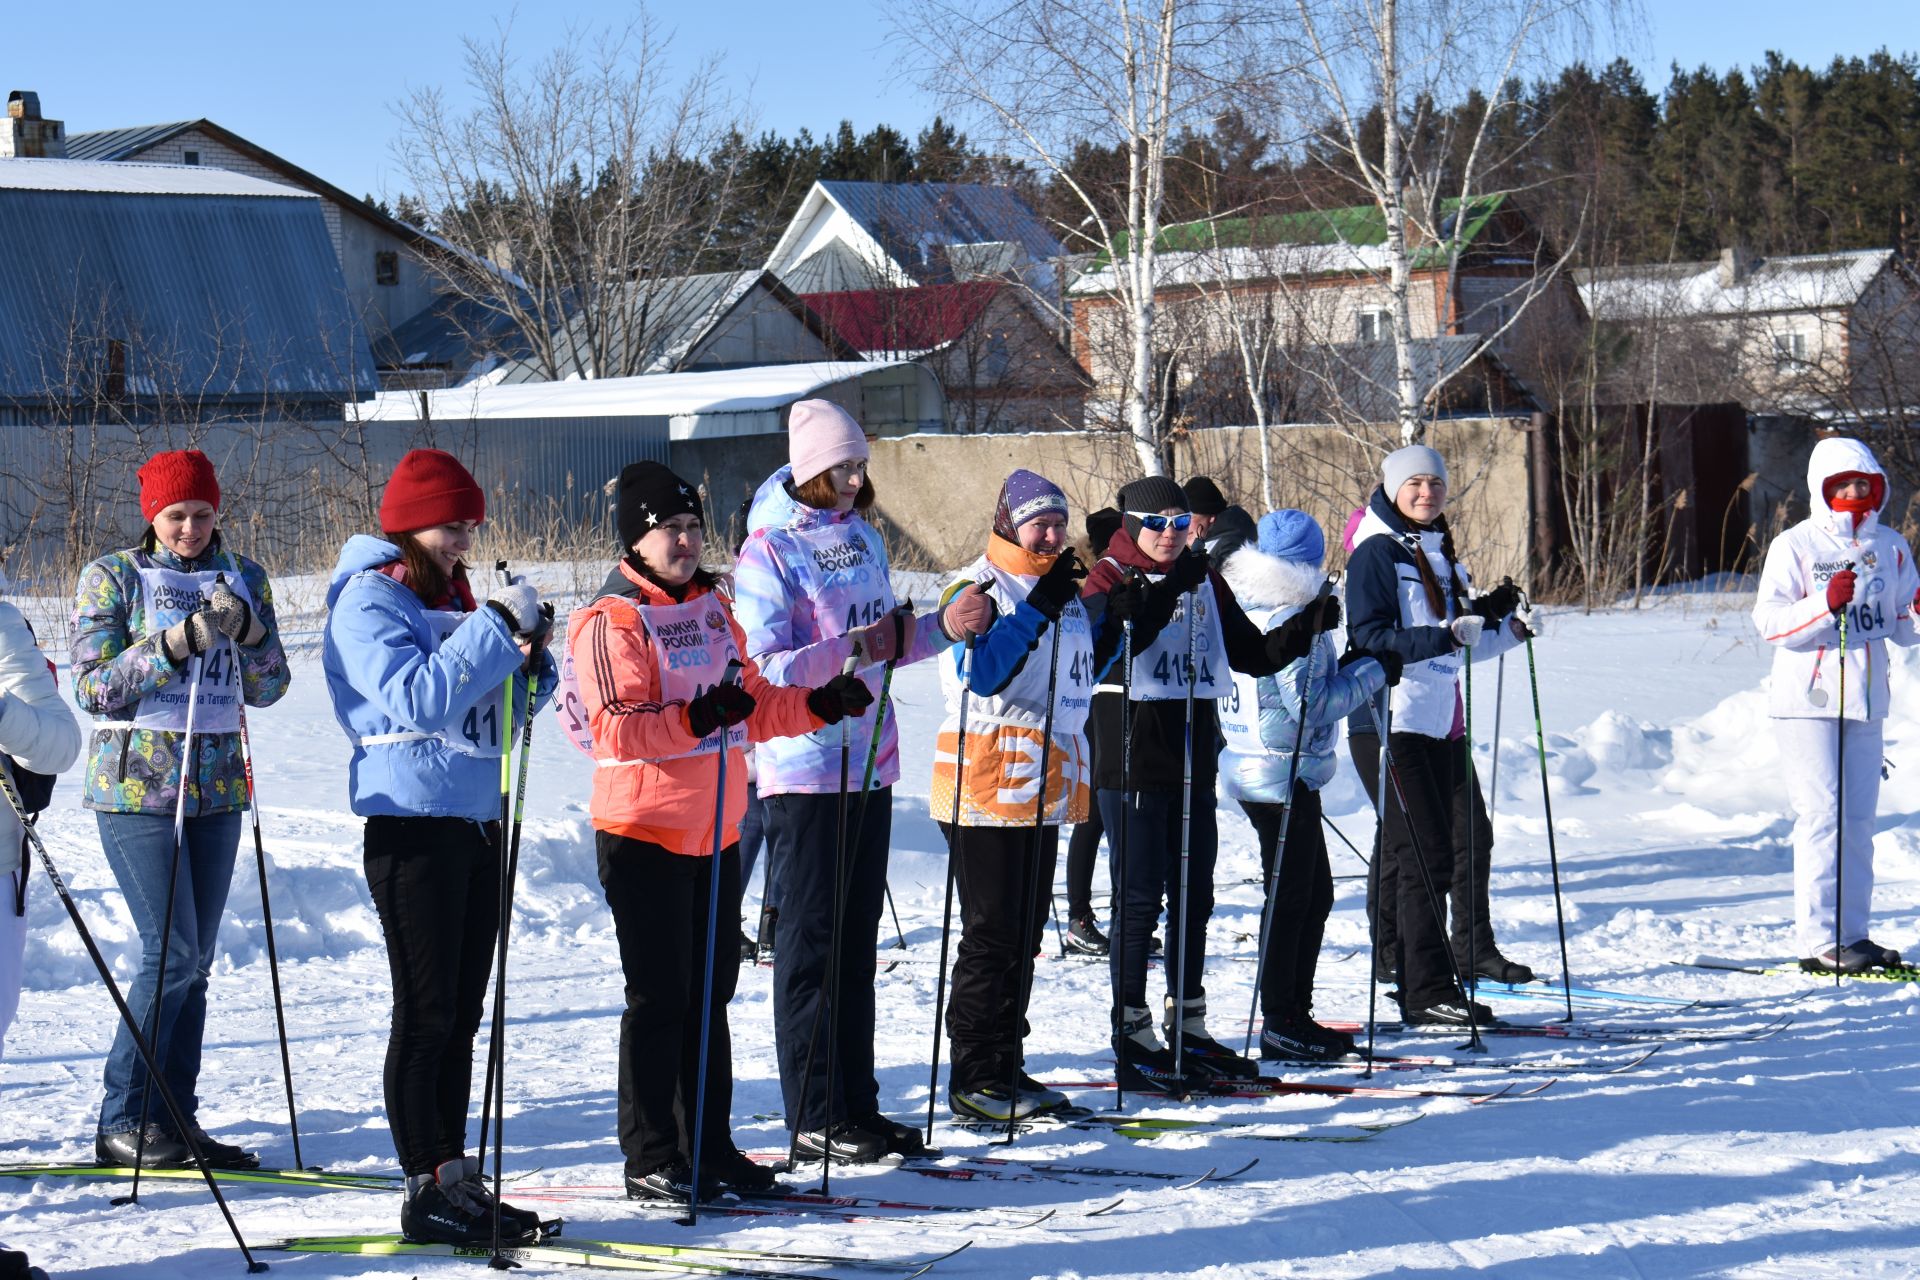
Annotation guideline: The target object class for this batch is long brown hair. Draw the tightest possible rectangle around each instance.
[395,532,466,607]
[791,469,876,512]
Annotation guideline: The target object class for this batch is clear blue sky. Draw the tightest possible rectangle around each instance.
[3,1,1912,204]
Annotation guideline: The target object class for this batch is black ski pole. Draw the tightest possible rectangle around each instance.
[1366,696,1482,1050]
[1004,619,1063,1143]
[1171,592,1197,1077]
[1363,686,1389,1079]
[0,768,267,1271]
[785,646,863,1182]
[1834,603,1849,988]
[683,659,745,1227]
[1113,609,1135,1114]
[218,573,303,1170]
[1323,813,1368,868]
[237,702,302,1169]
[123,651,204,1206]
[1242,577,1334,1056]
[1517,580,1577,1020]
[925,635,972,1144]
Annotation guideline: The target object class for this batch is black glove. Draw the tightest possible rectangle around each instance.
[1262,597,1340,668]
[686,681,756,738]
[1370,649,1406,686]
[1167,550,1210,592]
[1473,582,1521,624]
[1027,549,1087,621]
[1102,573,1152,625]
[808,673,875,725]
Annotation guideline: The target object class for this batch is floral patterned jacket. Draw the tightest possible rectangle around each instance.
[71,540,291,815]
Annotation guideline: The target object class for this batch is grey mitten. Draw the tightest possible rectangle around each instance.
[161,612,220,665]
[207,583,266,646]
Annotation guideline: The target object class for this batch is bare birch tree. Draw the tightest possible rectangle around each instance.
[1283,0,1625,444]
[892,0,1282,475]
[391,11,752,383]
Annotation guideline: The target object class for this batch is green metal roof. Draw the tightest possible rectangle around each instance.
[1096,193,1507,270]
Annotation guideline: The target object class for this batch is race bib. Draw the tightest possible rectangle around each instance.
[556,595,747,763]
[1217,669,1263,754]
[129,559,252,735]
[1128,580,1228,701]
[423,610,509,758]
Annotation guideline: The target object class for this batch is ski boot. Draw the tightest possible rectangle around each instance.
[1164,996,1259,1080]
[852,1111,938,1157]
[1064,915,1110,956]
[1113,1006,1200,1097]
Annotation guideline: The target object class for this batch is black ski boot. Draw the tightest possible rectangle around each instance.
[705,1144,779,1193]
[95,1124,192,1169]
[452,1155,553,1240]
[1260,1017,1351,1062]
[1164,996,1259,1080]
[625,1159,723,1204]
[1403,998,1498,1027]
[184,1123,260,1170]
[852,1111,936,1156]
[1114,1006,1198,1097]
[1064,915,1110,956]
[792,1121,887,1165]
[1461,949,1535,984]
[0,1248,47,1280]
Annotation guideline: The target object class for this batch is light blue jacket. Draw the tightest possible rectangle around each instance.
[1217,545,1384,803]
[321,535,557,821]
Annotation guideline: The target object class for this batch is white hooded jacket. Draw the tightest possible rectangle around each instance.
[1753,436,1920,720]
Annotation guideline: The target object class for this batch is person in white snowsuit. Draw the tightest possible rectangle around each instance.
[1753,436,1919,972]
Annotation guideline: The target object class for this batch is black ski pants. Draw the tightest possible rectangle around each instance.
[1098,784,1217,1014]
[1241,784,1332,1023]
[939,822,1057,1094]
[1064,805,1105,921]
[766,787,890,1134]
[1349,732,1493,1009]
[364,815,500,1177]
[597,834,741,1177]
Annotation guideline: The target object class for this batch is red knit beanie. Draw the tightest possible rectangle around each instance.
[380,449,485,534]
[138,450,221,522]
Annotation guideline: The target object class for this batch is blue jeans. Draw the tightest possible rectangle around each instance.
[96,809,243,1135]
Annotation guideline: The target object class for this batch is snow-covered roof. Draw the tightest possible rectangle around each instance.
[356,360,925,422]
[1068,239,1397,295]
[0,156,313,198]
[1576,250,1896,321]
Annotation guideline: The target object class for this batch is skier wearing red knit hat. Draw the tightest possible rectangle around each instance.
[1754,435,1920,974]
[71,448,290,1171]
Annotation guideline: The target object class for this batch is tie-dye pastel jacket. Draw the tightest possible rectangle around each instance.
[71,539,290,815]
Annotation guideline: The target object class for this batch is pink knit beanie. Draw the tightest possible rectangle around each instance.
[788,399,870,487]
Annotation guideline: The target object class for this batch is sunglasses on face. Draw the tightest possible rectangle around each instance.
[1128,511,1193,533]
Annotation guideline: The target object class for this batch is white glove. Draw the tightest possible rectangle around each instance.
[486,582,542,635]
[1450,615,1485,648]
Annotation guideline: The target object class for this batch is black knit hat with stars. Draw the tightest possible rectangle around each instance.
[616,461,703,551]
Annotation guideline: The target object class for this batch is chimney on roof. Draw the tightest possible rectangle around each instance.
[0,91,66,159]
[1717,245,1757,289]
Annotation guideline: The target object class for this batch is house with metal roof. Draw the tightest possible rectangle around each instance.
[382,269,862,389]
[1065,195,1582,427]
[801,282,1088,432]
[60,107,441,346]
[764,180,1066,300]
[0,157,374,418]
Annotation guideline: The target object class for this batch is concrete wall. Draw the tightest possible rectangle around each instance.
[861,418,1534,579]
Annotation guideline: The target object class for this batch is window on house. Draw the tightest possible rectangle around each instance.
[1357,309,1390,343]
[375,251,400,286]
[1772,330,1808,374]
[182,150,200,165]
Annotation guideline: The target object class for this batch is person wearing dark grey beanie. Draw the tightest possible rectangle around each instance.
[1076,473,1341,1093]
[322,447,558,1244]
[730,400,990,1164]
[1343,443,1537,1030]
[1180,476,1228,543]
[565,457,863,1202]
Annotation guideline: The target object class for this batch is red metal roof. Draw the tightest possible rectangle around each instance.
[799,282,1002,353]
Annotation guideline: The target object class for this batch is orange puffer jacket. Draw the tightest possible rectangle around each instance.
[570,562,822,854]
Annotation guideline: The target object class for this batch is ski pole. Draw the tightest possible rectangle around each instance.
[1365,696,1480,1045]
[0,767,267,1271]
[1242,576,1335,1056]
[124,650,204,1206]
[1364,687,1390,1078]
[1518,586,1576,1021]
[684,659,745,1227]
[1461,642,1485,1054]
[1323,813,1368,868]
[1835,601,1849,989]
[1171,588,1198,1078]
[1005,619,1063,1143]
[1488,654,1506,827]
[237,703,301,1169]
[786,644,864,1183]
[925,636,973,1145]
[1113,610,1134,1113]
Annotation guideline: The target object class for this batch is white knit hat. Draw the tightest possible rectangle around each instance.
[1382,445,1448,499]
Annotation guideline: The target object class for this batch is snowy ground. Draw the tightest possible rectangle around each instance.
[5,586,1920,1278]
